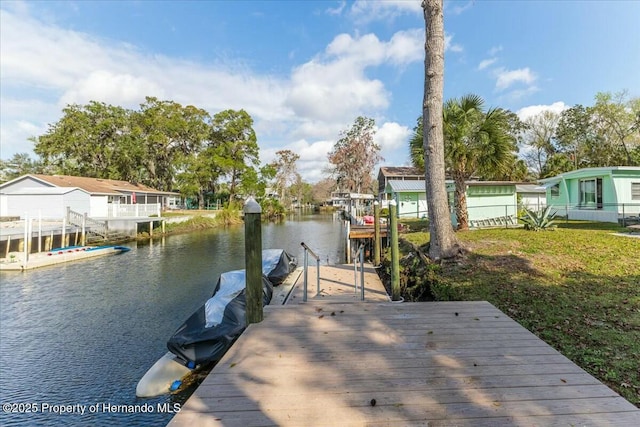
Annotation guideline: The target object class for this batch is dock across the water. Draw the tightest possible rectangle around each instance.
[168,265,640,426]
[0,245,130,271]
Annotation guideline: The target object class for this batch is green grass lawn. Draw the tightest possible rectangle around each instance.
[399,220,640,406]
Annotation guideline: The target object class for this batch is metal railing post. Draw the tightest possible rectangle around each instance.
[303,249,309,302]
[359,246,365,301]
[316,256,320,296]
[301,242,321,302]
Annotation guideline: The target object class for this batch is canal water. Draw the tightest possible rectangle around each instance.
[0,212,345,426]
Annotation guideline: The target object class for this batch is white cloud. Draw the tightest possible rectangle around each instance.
[387,29,425,65]
[349,0,421,24]
[488,45,503,56]
[444,34,464,53]
[326,1,347,16]
[494,67,537,91]
[60,71,166,106]
[286,60,389,121]
[261,139,335,183]
[375,122,412,153]
[516,101,568,121]
[450,1,474,16]
[477,58,497,71]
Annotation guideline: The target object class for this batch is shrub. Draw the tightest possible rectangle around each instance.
[260,198,285,220]
[519,205,557,231]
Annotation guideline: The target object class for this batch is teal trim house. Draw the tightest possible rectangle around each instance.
[385,180,532,227]
[385,180,429,218]
[539,167,640,223]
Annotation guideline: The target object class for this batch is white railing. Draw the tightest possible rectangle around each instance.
[107,203,161,218]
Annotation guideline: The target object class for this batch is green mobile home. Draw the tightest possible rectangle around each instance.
[539,167,640,223]
[385,179,524,227]
[446,182,519,228]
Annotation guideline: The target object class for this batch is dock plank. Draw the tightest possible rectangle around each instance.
[168,298,639,426]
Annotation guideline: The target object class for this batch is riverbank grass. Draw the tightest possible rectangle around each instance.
[399,221,640,406]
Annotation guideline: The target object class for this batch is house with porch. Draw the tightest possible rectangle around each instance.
[539,166,640,223]
[0,174,179,238]
[377,166,424,208]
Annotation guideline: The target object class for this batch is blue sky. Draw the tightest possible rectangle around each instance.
[1,0,639,182]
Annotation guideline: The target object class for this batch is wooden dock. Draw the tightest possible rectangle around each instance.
[348,225,388,240]
[168,266,640,426]
[286,264,390,304]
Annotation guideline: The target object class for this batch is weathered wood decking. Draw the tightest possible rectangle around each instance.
[168,266,640,426]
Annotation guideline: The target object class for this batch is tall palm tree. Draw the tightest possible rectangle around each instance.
[410,94,517,230]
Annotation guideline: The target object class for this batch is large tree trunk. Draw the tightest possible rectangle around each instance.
[198,189,205,210]
[422,0,460,260]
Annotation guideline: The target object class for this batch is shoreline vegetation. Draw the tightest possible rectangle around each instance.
[143,203,327,239]
[137,209,244,239]
[383,219,639,407]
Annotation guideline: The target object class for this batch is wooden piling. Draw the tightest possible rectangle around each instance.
[244,197,263,324]
[81,214,86,246]
[62,218,67,248]
[389,200,400,301]
[38,214,42,253]
[373,201,381,266]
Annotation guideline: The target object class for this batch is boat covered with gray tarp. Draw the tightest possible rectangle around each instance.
[166,249,296,366]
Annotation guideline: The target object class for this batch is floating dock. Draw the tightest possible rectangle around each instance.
[167,266,640,426]
[0,245,130,271]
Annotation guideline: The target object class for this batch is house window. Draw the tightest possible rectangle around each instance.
[632,183,640,200]
[550,183,560,198]
[579,178,603,209]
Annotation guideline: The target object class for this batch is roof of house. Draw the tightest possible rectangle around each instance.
[1,174,178,196]
[386,180,542,193]
[6,186,90,196]
[539,167,640,183]
[386,180,427,192]
[515,184,546,193]
[378,166,424,179]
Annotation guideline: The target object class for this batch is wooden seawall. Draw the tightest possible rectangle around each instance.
[168,266,640,426]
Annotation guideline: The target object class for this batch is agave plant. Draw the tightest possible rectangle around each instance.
[520,205,557,231]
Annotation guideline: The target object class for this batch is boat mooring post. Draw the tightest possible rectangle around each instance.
[244,197,263,324]
[389,200,400,301]
[373,201,381,266]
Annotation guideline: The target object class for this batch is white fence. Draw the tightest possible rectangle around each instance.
[107,203,161,218]
[547,203,640,224]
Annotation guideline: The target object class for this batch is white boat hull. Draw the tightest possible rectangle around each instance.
[136,352,192,397]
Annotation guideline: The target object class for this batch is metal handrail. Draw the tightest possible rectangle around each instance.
[300,242,321,302]
[353,244,365,301]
